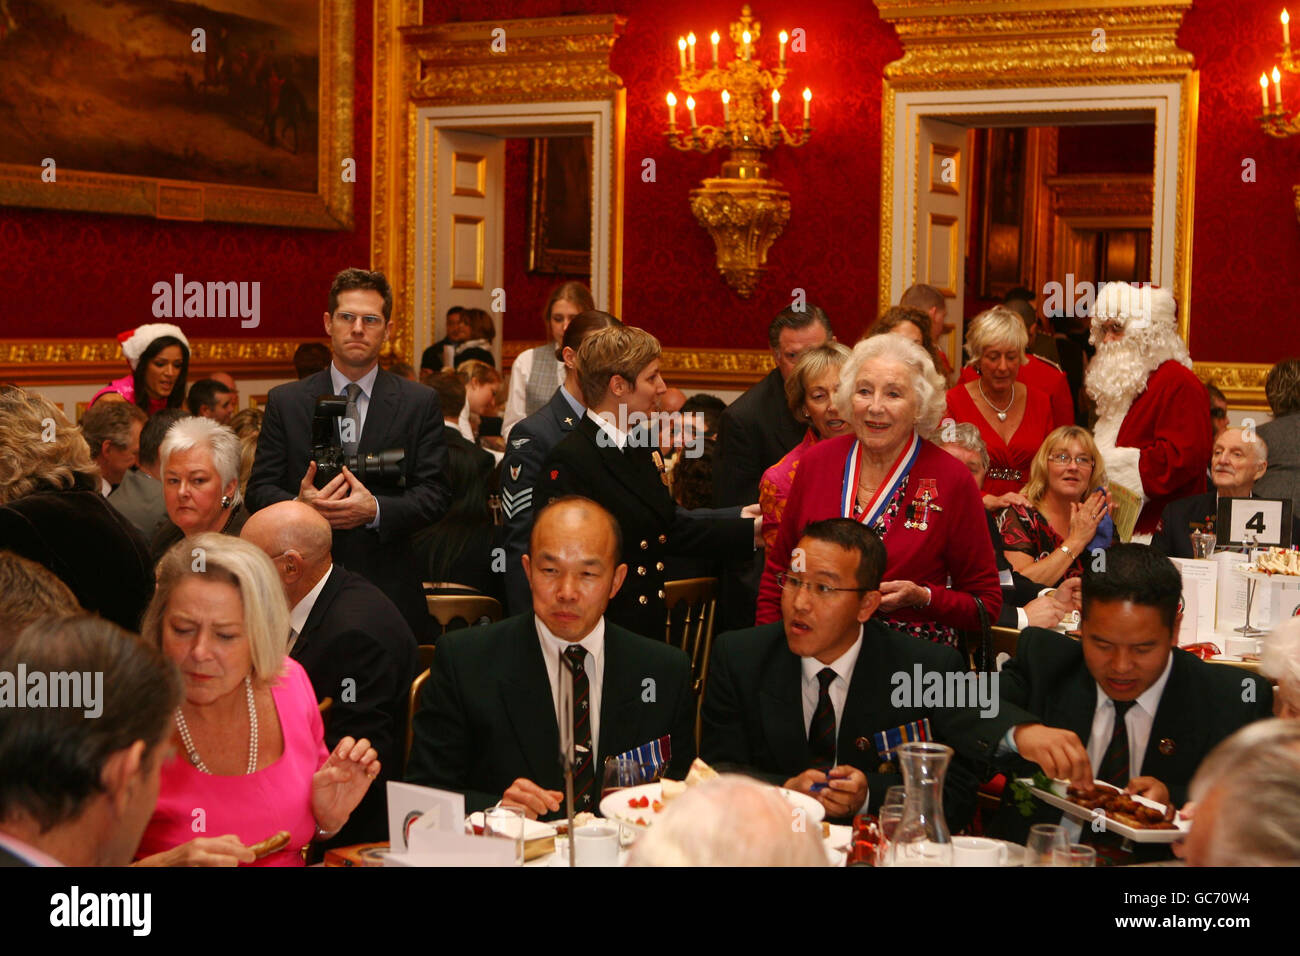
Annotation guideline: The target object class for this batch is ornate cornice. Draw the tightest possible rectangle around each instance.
[1195,363,1273,410]
[874,0,1194,85]
[0,340,306,385]
[505,341,775,390]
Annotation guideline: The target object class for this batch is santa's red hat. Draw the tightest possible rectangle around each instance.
[117,323,190,371]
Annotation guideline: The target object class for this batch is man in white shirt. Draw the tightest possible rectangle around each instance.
[972,544,1273,847]
[702,519,984,826]
[405,496,696,818]
[0,616,180,867]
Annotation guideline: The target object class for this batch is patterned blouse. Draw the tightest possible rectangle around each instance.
[997,503,1084,582]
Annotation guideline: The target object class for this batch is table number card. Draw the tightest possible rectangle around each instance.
[1217,497,1294,549]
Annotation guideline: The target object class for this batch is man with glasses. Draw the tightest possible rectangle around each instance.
[701,518,982,826]
[248,267,451,641]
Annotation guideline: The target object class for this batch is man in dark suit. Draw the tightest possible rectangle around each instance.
[241,500,417,846]
[427,371,494,469]
[247,268,450,641]
[535,325,758,639]
[406,497,696,817]
[957,544,1272,848]
[500,311,619,616]
[702,518,982,826]
[0,615,180,866]
[713,304,833,508]
[1152,427,1297,557]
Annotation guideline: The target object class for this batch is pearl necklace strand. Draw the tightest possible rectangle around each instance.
[174,675,258,775]
[978,379,1015,422]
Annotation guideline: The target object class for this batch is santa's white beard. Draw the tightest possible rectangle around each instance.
[1085,329,1191,422]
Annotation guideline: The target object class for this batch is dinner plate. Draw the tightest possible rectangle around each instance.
[598,782,826,830]
[1019,779,1190,844]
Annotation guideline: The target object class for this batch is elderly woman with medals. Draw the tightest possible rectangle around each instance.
[757,335,1002,648]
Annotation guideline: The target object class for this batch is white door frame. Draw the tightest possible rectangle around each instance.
[881,80,1195,341]
[414,100,619,364]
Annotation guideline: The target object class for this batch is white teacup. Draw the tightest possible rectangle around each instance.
[951,836,1008,867]
[573,824,620,867]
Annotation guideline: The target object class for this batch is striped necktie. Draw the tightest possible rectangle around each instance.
[563,645,596,811]
[808,667,838,770]
[1098,699,1136,786]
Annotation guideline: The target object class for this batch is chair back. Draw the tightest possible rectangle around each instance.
[425,592,503,637]
[663,577,718,752]
[405,665,431,773]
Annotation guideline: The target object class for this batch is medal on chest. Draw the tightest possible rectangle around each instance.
[903,478,943,531]
[651,450,670,487]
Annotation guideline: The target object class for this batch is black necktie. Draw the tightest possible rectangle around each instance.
[808,667,838,770]
[341,382,361,455]
[1098,699,1136,786]
[563,645,595,811]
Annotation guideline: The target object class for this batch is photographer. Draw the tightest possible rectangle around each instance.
[247,268,450,641]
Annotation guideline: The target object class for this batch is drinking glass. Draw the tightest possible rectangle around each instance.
[1051,843,1096,867]
[1024,824,1069,867]
[882,785,907,808]
[602,756,649,799]
[483,805,526,866]
[876,805,904,867]
[1191,530,1217,559]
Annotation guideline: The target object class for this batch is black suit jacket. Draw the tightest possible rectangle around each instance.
[405,613,696,816]
[246,367,450,640]
[0,488,154,632]
[1150,491,1300,558]
[987,512,1046,627]
[701,620,982,827]
[957,627,1273,843]
[713,368,806,507]
[290,565,418,845]
[534,414,754,639]
[500,387,581,616]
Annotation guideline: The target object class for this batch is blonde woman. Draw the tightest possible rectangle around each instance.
[134,534,379,867]
[997,426,1113,586]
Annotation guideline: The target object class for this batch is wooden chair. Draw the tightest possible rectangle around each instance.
[663,577,718,753]
[425,592,503,638]
[405,665,432,773]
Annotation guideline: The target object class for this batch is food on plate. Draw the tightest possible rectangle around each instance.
[685,757,719,786]
[660,778,687,802]
[1064,784,1177,830]
[249,830,291,858]
[1242,547,1300,576]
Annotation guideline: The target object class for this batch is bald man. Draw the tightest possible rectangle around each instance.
[405,495,696,817]
[242,500,417,845]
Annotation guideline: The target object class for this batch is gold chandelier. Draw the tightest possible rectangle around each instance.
[1256,7,1300,221]
[664,5,813,297]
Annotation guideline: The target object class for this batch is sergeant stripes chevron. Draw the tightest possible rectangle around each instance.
[501,485,533,519]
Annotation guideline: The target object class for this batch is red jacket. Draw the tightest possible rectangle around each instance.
[959,355,1074,430]
[756,434,1002,630]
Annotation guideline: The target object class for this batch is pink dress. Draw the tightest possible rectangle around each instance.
[759,428,817,551]
[136,658,329,867]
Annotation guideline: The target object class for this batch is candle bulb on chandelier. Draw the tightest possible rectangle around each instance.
[771,88,780,124]
[779,31,788,68]
[1274,66,1283,107]
[687,95,697,130]
[803,87,812,125]
[667,91,677,126]
[678,36,687,72]
[1261,72,1271,112]
[1284,9,1291,47]
[711,30,720,66]
[742,30,751,61]
[721,89,731,123]
[687,32,697,69]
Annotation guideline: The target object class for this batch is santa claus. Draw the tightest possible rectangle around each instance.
[1086,282,1212,540]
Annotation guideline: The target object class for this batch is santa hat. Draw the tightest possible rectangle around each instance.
[117,324,190,370]
[1090,283,1176,334]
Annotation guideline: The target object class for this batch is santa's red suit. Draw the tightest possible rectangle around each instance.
[1087,283,1213,538]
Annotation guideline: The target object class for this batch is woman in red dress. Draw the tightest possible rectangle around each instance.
[945,306,1053,504]
[757,334,1001,648]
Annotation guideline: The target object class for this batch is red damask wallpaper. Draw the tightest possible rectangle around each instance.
[6,0,1300,365]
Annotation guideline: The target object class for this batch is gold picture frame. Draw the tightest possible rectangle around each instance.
[0,1,353,230]
[528,136,594,275]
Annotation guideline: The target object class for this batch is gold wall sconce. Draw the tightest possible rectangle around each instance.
[1256,7,1300,222]
[663,5,813,296]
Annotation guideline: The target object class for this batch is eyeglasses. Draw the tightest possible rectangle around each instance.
[333,311,385,328]
[776,571,870,599]
[1047,453,1095,468]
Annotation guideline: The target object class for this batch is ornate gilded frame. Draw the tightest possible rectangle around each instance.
[0,0,353,230]
[371,4,626,365]
[874,0,1264,407]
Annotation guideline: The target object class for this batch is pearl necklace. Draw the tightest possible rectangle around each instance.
[174,675,258,775]
[978,379,1015,422]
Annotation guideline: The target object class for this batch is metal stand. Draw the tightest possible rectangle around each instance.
[1236,576,1265,636]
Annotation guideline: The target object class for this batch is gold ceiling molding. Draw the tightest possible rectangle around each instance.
[0,340,307,385]
[874,0,1194,85]
[1195,363,1273,411]
[371,5,626,364]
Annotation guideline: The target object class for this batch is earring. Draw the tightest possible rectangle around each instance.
[221,495,232,508]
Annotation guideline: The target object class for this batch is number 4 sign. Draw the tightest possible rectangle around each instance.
[1217,497,1294,548]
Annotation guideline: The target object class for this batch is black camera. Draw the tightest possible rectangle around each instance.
[310,395,407,489]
